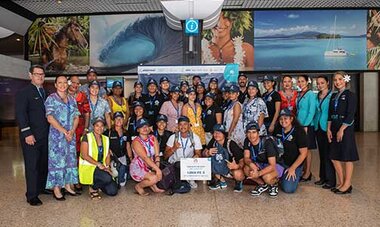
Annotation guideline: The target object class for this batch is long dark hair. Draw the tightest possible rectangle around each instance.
[247,86,262,98]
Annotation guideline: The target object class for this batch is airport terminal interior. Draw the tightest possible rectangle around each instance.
[0,0,380,226]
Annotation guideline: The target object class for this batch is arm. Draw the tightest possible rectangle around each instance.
[80,141,100,166]
[337,93,357,142]
[289,147,307,171]
[243,149,257,170]
[47,115,68,134]
[153,137,161,165]
[126,141,133,161]
[164,135,179,159]
[228,103,242,136]
[257,113,265,129]
[132,140,160,172]
[269,101,281,132]
[258,157,276,177]
[124,98,130,125]
[15,90,34,144]
[84,113,90,130]
[105,112,111,130]
[215,112,222,124]
[181,104,188,117]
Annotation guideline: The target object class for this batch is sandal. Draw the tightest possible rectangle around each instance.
[89,191,102,200]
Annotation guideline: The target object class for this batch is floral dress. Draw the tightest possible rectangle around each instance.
[242,97,269,136]
[130,135,155,182]
[186,103,206,145]
[223,101,245,148]
[45,93,80,189]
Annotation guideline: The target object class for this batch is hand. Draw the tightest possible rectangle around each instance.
[327,129,333,143]
[25,135,36,146]
[173,141,181,150]
[337,128,344,142]
[98,163,106,170]
[249,162,259,171]
[155,169,163,181]
[193,154,200,158]
[226,158,239,170]
[304,127,308,133]
[64,130,73,142]
[284,167,296,181]
[248,169,259,179]
[208,148,218,156]
[269,124,275,133]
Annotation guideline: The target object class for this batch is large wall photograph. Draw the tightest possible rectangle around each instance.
[367,9,380,70]
[254,10,367,71]
[201,11,254,71]
[90,13,183,73]
[28,16,90,74]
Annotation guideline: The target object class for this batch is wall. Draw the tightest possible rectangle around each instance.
[360,72,379,131]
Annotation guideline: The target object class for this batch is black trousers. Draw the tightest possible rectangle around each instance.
[93,168,118,196]
[316,129,336,186]
[21,137,48,200]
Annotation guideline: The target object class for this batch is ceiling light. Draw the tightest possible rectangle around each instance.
[57,0,62,4]
[16,38,21,42]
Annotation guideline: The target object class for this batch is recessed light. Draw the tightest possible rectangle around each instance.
[57,0,62,4]
[16,38,21,41]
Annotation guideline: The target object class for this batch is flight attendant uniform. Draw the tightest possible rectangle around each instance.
[296,90,317,149]
[328,90,359,162]
[16,84,49,202]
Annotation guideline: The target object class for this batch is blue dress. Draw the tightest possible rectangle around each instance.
[45,93,80,189]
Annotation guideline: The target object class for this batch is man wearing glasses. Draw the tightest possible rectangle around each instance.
[16,65,50,206]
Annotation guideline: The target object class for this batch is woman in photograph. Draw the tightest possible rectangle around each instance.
[327,71,359,194]
[279,75,298,116]
[45,75,80,200]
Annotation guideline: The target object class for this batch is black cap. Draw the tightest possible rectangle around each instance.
[245,122,260,133]
[238,73,247,79]
[113,111,124,120]
[156,114,168,123]
[229,84,239,93]
[147,78,158,86]
[180,81,189,87]
[112,81,122,88]
[247,80,259,89]
[89,80,100,87]
[178,116,190,123]
[210,77,218,83]
[279,108,293,117]
[213,124,226,133]
[205,92,215,100]
[197,82,206,88]
[132,101,144,108]
[92,117,105,126]
[134,81,143,87]
[170,86,180,93]
[262,75,274,82]
[221,85,230,93]
[87,67,97,74]
[186,87,196,94]
[160,77,170,83]
[136,118,150,129]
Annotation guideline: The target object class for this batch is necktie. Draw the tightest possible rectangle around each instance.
[38,87,45,99]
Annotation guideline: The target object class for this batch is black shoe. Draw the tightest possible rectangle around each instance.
[334,186,352,194]
[331,186,340,192]
[63,188,80,196]
[27,197,43,206]
[322,184,334,189]
[314,180,325,186]
[300,173,312,182]
[53,192,66,201]
[40,189,53,195]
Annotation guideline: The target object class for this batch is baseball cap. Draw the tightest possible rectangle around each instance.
[205,92,215,100]
[247,80,259,89]
[178,116,190,123]
[113,111,124,120]
[238,73,247,79]
[132,101,144,108]
[279,108,293,117]
[180,81,189,87]
[87,67,97,74]
[134,81,143,87]
[156,114,168,123]
[112,81,122,88]
[229,84,239,93]
[147,78,158,86]
[210,77,218,83]
[245,122,260,133]
[136,118,150,129]
[213,124,226,133]
[170,86,180,93]
[262,75,274,82]
[160,77,170,83]
[92,117,105,126]
[186,87,196,94]
[197,82,206,88]
[89,80,100,87]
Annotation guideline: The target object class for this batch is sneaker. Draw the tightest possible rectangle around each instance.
[220,181,227,189]
[119,181,126,187]
[268,184,278,197]
[188,180,198,189]
[250,184,269,196]
[209,182,222,190]
[233,181,243,193]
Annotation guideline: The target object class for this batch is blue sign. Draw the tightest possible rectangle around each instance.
[185,19,199,35]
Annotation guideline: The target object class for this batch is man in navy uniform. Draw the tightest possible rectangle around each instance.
[15,65,50,206]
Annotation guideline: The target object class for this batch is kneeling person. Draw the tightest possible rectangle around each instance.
[244,122,284,197]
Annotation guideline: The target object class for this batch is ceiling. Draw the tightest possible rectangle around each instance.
[5,0,380,17]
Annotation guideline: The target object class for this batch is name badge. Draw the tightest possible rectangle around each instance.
[175,120,178,124]
[148,111,154,115]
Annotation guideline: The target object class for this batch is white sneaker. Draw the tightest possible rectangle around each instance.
[119,181,126,187]
[188,180,198,189]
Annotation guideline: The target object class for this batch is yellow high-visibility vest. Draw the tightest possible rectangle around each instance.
[78,132,109,185]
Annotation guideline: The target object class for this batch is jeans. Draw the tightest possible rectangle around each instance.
[280,164,303,193]
[117,164,128,185]
[93,168,118,196]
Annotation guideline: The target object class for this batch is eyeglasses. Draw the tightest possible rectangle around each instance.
[32,73,45,76]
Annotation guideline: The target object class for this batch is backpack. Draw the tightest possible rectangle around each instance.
[157,163,176,191]
[172,181,191,194]
[262,136,285,158]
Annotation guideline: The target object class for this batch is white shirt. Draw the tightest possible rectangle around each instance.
[166,132,202,164]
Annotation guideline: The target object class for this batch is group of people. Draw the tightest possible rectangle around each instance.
[16,65,359,206]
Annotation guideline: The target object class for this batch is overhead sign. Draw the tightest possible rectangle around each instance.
[185,19,199,35]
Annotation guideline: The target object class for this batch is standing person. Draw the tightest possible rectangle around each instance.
[262,75,281,135]
[79,118,118,199]
[243,122,284,197]
[16,65,50,206]
[45,75,80,200]
[207,77,223,106]
[242,81,268,136]
[68,76,91,156]
[202,93,223,144]
[127,81,145,114]
[296,75,317,182]
[223,84,245,148]
[182,87,206,146]
[179,80,189,103]
[238,74,248,103]
[314,76,336,189]
[88,81,111,132]
[192,75,202,88]
[152,114,173,162]
[104,112,132,188]
[127,101,146,141]
[196,82,207,108]
[273,108,308,193]
[279,75,297,116]
[159,77,171,102]
[143,78,164,126]
[221,85,231,114]
[79,67,107,99]
[327,71,359,194]
[159,86,183,133]
[130,118,164,196]
[108,81,130,127]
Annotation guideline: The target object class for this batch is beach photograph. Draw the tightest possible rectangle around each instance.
[254,10,367,71]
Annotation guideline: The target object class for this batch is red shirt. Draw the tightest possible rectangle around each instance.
[279,90,297,115]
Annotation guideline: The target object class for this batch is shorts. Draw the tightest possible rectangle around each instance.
[257,162,285,178]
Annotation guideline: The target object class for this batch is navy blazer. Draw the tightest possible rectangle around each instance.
[15,83,49,140]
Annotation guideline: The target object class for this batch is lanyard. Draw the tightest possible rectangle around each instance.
[154,130,162,144]
[180,136,189,158]
[90,98,99,117]
[249,140,262,163]
[149,94,157,108]
[281,127,295,142]
[297,90,309,109]
[334,90,345,112]
[264,90,275,102]
[318,90,331,110]
[170,101,180,118]
[139,136,153,157]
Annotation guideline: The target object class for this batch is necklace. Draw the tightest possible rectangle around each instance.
[214,39,232,63]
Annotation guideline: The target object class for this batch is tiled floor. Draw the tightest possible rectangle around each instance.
[0,127,379,227]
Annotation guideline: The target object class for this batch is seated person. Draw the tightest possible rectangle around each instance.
[273,108,308,193]
[243,122,284,197]
[165,116,202,189]
[152,114,173,165]
[129,118,164,196]
[203,124,245,192]
[79,117,118,200]
[104,111,132,187]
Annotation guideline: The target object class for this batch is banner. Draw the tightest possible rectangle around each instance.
[180,158,212,181]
